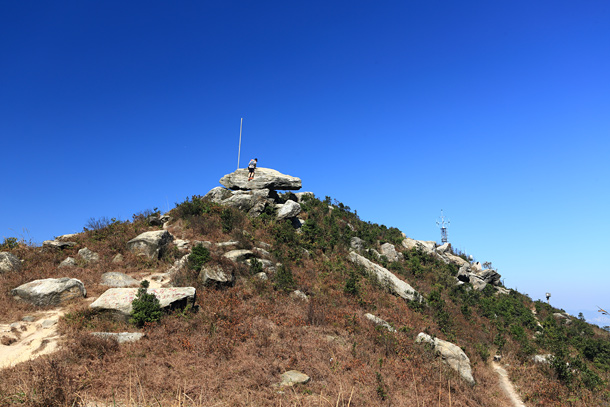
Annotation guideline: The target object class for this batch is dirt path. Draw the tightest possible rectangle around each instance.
[492,361,526,407]
[0,309,65,369]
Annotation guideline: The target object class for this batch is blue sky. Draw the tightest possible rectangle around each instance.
[1,1,609,326]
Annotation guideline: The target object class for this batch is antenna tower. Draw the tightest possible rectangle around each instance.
[436,209,450,244]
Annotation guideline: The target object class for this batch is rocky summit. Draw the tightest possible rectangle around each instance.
[219,167,302,191]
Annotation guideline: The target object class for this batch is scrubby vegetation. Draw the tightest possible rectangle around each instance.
[0,192,609,406]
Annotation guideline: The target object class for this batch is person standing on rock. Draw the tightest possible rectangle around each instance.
[248,158,258,181]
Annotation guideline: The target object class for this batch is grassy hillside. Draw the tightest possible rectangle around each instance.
[0,192,609,406]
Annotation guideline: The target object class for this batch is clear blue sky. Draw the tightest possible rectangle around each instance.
[1,1,609,326]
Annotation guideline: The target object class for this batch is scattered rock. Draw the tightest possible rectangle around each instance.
[278,370,310,387]
[255,272,268,281]
[78,247,100,263]
[277,200,302,220]
[348,252,422,302]
[380,243,401,262]
[290,290,308,301]
[174,240,190,251]
[223,249,254,263]
[0,252,22,273]
[22,316,36,322]
[203,186,233,202]
[101,272,140,287]
[11,278,86,306]
[257,241,272,250]
[220,168,302,191]
[90,287,196,318]
[40,319,57,328]
[56,233,78,241]
[216,241,239,248]
[112,254,124,263]
[42,240,76,250]
[199,265,235,287]
[126,230,173,259]
[91,332,144,344]
[58,257,77,268]
[532,354,552,364]
[416,332,475,385]
[294,192,314,202]
[364,313,396,332]
[350,237,365,251]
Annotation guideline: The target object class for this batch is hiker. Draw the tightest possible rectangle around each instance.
[248,158,258,181]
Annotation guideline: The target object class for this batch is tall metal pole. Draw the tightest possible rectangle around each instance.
[237,118,243,170]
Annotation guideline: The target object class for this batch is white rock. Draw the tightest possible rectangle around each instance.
[0,252,22,273]
[277,200,302,220]
[11,278,86,306]
[126,230,173,259]
[416,333,475,385]
[58,257,77,268]
[365,313,396,332]
[348,252,422,302]
[90,287,196,317]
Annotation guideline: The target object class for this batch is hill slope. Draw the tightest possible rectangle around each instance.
[0,180,609,406]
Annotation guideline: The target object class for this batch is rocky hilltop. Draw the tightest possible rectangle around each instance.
[0,167,608,407]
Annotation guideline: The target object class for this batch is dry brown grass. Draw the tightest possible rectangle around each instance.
[2,209,609,407]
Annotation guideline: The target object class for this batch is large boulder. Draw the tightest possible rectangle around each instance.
[90,287,196,317]
[416,333,475,385]
[199,264,234,287]
[126,230,173,259]
[277,200,301,220]
[223,249,254,263]
[474,268,502,286]
[0,252,21,273]
[364,313,396,332]
[11,278,86,306]
[348,252,422,302]
[203,187,233,202]
[220,168,302,191]
[380,243,401,262]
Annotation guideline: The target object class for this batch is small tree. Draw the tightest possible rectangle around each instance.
[130,280,162,327]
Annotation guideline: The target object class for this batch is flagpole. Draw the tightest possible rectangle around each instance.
[237,118,243,170]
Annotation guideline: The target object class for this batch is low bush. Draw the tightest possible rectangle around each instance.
[130,280,163,327]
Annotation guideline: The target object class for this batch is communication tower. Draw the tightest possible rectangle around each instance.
[436,210,450,244]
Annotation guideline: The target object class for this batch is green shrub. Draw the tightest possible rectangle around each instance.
[130,280,163,327]
[344,269,360,297]
[0,237,19,250]
[273,264,296,292]
[249,258,264,275]
[188,244,211,271]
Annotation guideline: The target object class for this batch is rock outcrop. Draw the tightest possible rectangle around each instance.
[365,313,396,332]
[348,252,422,302]
[278,370,310,387]
[11,278,86,306]
[416,332,475,385]
[456,263,502,291]
[90,287,196,317]
[199,265,234,287]
[220,168,302,191]
[127,230,173,259]
[0,252,21,273]
[277,200,302,220]
[42,240,76,250]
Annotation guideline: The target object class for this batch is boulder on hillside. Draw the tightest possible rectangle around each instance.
[277,200,301,220]
[204,186,233,202]
[365,313,396,332]
[223,249,254,264]
[199,264,234,287]
[220,168,302,191]
[101,272,140,287]
[278,370,310,387]
[58,257,77,268]
[42,240,76,250]
[416,332,475,385]
[380,243,402,262]
[91,332,144,344]
[78,247,100,263]
[474,268,501,286]
[348,252,422,302]
[0,252,22,273]
[126,230,173,259]
[350,237,365,251]
[11,278,86,306]
[90,287,196,317]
